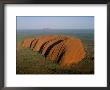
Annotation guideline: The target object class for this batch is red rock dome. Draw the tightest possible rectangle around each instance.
[22,35,85,66]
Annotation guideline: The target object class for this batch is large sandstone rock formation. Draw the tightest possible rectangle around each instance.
[22,35,85,66]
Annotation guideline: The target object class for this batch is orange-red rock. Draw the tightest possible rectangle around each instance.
[22,38,35,48]
[22,35,85,66]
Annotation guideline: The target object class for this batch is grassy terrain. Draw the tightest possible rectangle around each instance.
[16,30,94,74]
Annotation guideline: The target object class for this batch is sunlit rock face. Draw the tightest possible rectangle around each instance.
[22,35,85,67]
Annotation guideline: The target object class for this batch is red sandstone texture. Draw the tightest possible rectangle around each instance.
[22,35,85,66]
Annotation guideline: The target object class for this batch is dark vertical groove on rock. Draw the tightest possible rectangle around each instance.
[30,39,36,48]
[32,39,39,49]
[44,40,63,57]
[57,51,65,63]
[56,45,65,63]
[39,41,50,53]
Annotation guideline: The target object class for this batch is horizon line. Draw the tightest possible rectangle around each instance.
[17,28,94,30]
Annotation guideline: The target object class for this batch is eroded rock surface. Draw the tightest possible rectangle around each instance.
[22,35,85,66]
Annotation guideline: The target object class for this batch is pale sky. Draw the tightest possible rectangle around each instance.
[17,16,94,30]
